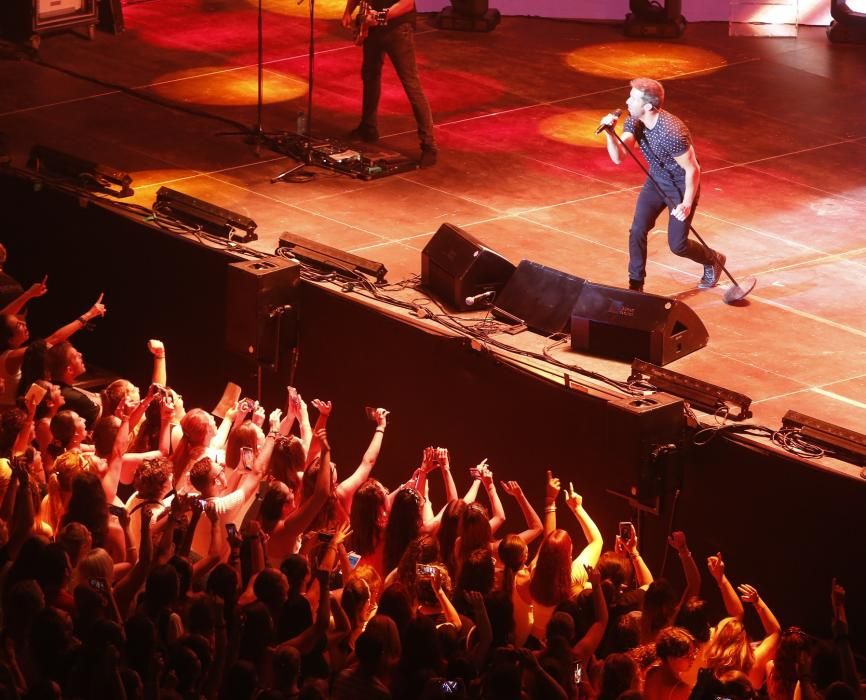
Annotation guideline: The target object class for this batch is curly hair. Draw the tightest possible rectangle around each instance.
[188,456,215,494]
[134,456,172,500]
[655,626,695,661]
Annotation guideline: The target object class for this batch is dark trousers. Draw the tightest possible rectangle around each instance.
[627,178,711,282]
[361,22,435,149]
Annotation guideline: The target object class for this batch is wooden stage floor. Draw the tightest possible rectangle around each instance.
[3,1,866,448]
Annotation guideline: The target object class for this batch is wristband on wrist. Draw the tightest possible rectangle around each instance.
[544,506,556,513]
[375,428,385,434]
[78,316,89,325]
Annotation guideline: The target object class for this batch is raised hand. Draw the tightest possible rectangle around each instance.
[87,292,106,320]
[269,408,282,432]
[333,521,352,546]
[375,408,389,428]
[251,402,266,427]
[312,399,332,417]
[435,447,450,471]
[28,279,48,299]
[667,531,689,553]
[420,446,436,474]
[737,583,760,605]
[831,577,846,615]
[500,480,524,499]
[147,339,165,357]
[479,464,494,489]
[564,481,582,511]
[469,457,488,480]
[585,564,601,588]
[707,551,726,582]
[546,470,561,502]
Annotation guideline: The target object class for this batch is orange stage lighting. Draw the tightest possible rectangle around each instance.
[149,66,308,106]
[538,110,613,149]
[564,42,726,80]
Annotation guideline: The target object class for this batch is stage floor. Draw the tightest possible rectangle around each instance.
[3,2,866,443]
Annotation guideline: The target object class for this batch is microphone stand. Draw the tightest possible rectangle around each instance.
[602,122,756,305]
[271,0,320,183]
[217,0,275,156]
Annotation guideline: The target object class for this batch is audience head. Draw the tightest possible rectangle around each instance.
[530,529,575,607]
[46,341,86,383]
[350,478,388,556]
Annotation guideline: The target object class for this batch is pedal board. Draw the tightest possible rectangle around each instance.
[274,134,418,180]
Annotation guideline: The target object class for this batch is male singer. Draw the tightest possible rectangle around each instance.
[599,78,724,292]
[341,0,438,168]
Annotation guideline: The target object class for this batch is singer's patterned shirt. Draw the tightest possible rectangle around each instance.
[623,110,693,188]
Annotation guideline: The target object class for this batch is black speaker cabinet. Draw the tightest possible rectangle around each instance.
[421,223,515,311]
[605,392,685,510]
[226,257,300,365]
[493,260,585,335]
[570,282,708,366]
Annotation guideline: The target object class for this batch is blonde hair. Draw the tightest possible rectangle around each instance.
[77,547,114,585]
[705,616,755,675]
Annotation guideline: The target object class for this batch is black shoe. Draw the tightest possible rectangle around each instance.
[419,147,438,168]
[628,279,644,293]
[347,125,379,143]
[698,251,726,289]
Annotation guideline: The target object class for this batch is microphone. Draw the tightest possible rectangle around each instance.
[595,109,622,135]
[464,290,495,307]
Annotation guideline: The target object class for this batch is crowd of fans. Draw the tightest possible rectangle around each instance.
[0,257,861,699]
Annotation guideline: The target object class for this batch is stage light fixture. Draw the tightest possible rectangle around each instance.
[629,359,753,421]
[154,187,257,243]
[625,0,686,38]
[782,409,866,465]
[28,145,133,197]
[436,0,501,32]
[827,0,866,42]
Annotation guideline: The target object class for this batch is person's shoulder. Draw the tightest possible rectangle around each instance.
[661,110,690,132]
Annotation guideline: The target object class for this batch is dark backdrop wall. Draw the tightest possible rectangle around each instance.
[3,169,865,653]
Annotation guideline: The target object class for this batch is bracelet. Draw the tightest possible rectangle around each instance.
[629,553,641,560]
[153,353,165,359]
[78,316,89,325]
[544,506,556,513]
[375,428,385,434]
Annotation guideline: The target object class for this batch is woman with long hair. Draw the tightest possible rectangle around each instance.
[349,478,389,575]
[518,477,603,645]
[700,584,781,691]
[383,487,423,574]
[61,471,125,562]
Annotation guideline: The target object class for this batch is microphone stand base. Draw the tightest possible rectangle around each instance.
[722,276,757,305]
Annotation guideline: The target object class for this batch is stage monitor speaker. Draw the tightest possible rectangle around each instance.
[570,283,707,366]
[226,257,300,366]
[421,223,515,311]
[493,260,585,335]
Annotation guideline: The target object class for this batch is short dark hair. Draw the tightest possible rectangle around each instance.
[189,456,215,493]
[655,626,695,660]
[631,77,665,109]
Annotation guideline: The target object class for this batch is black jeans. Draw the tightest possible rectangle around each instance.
[361,22,435,150]
[627,178,710,282]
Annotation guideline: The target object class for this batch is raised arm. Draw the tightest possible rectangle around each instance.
[707,552,744,620]
[336,407,389,508]
[830,578,859,695]
[438,447,459,504]
[499,480,542,547]
[0,278,47,316]
[114,504,155,618]
[617,523,653,589]
[573,565,609,662]
[668,531,701,606]
[305,399,332,467]
[564,481,603,568]
[44,293,106,348]
[543,470,560,536]
[738,584,781,688]
[479,464,505,535]
[267,428,333,557]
